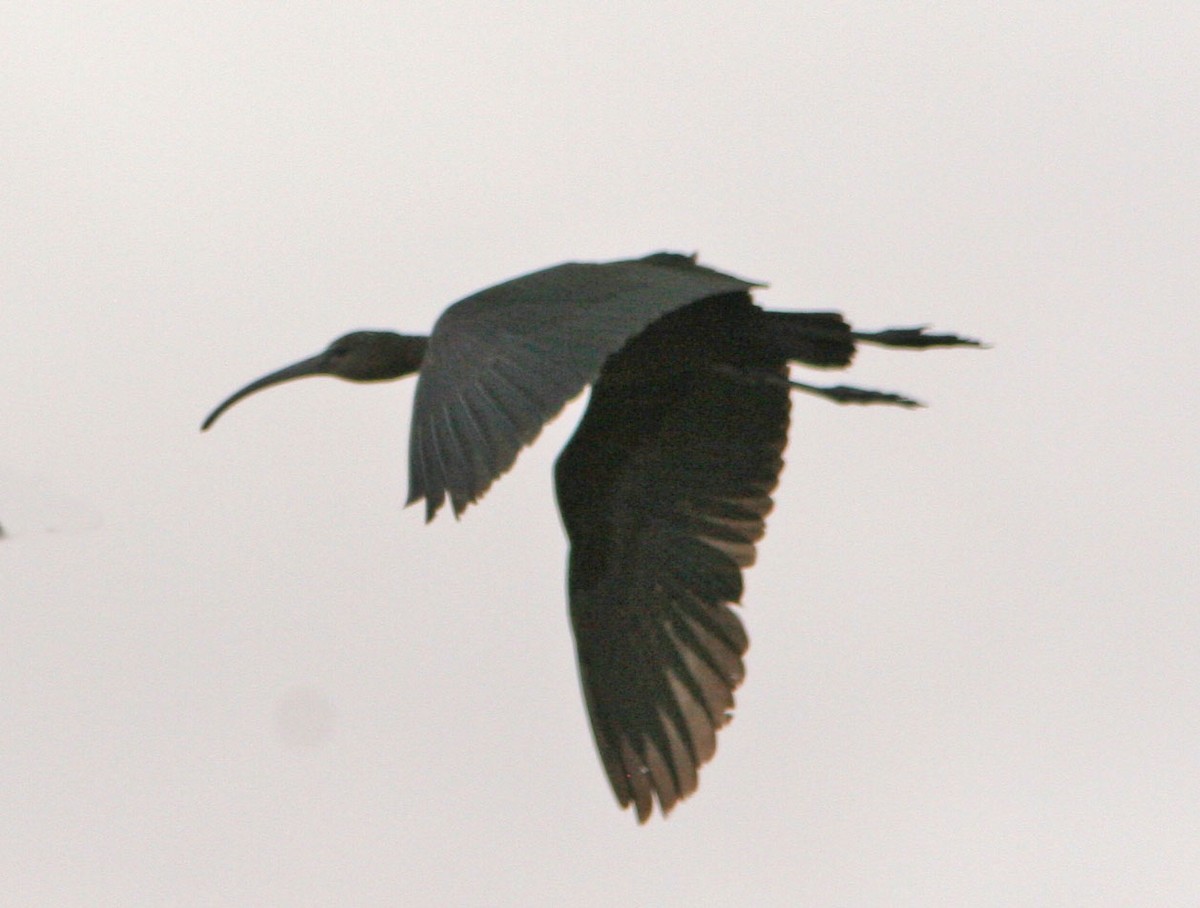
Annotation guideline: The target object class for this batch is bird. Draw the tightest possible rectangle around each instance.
[202,251,980,822]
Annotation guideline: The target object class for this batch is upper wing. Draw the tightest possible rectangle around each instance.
[407,253,759,519]
[554,302,791,821]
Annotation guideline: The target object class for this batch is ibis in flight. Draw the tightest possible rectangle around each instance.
[203,252,980,822]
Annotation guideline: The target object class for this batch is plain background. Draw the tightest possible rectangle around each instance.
[3,3,1197,905]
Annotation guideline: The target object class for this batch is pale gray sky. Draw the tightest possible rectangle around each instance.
[3,3,1197,905]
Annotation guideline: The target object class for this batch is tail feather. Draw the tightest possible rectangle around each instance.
[757,311,983,369]
[758,311,856,368]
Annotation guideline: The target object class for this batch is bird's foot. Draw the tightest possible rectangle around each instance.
[787,381,923,408]
[854,326,984,349]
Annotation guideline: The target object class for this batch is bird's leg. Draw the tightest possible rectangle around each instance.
[711,364,922,408]
[786,380,922,408]
[853,326,983,349]
[784,325,982,405]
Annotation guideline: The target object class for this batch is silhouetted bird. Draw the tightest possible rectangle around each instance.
[203,252,980,822]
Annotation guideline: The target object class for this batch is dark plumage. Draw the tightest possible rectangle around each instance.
[203,252,980,822]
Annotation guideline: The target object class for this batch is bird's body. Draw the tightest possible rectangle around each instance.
[203,252,980,822]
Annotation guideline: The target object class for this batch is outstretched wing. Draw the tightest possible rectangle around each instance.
[407,253,759,519]
[554,298,791,822]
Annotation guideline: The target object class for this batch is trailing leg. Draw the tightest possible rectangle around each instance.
[787,380,921,408]
[854,326,983,349]
[713,363,923,408]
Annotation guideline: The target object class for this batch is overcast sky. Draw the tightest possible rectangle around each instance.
[3,3,1197,905]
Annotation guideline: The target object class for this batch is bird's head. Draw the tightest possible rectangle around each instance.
[319,331,427,382]
[201,330,427,430]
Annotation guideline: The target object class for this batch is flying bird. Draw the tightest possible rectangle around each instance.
[203,252,979,822]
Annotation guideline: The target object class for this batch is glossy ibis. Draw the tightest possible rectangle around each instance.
[203,252,980,822]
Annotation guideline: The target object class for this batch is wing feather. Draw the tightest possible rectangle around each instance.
[554,299,791,821]
[408,253,759,518]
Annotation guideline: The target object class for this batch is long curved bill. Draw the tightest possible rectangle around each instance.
[201,353,330,430]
